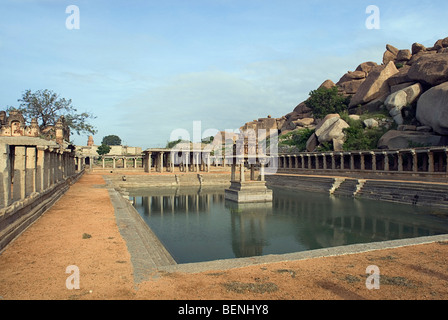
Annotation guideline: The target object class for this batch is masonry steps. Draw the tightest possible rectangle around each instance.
[332,179,358,197]
[357,180,448,208]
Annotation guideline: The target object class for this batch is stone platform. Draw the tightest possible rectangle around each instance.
[224,180,273,203]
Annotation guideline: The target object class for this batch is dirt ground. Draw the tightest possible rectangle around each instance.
[1,172,448,301]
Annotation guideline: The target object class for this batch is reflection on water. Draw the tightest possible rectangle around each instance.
[129,186,448,264]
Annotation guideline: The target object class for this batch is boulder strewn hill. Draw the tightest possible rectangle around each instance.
[233,37,448,151]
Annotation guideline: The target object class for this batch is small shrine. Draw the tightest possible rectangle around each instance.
[224,132,273,203]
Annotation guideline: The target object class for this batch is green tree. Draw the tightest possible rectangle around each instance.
[166,139,190,149]
[11,89,97,136]
[202,136,214,144]
[102,135,122,146]
[96,144,111,156]
[305,86,351,119]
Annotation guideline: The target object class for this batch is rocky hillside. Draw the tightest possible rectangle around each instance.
[237,36,448,152]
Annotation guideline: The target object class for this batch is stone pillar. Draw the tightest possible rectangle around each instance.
[331,153,335,170]
[383,152,389,171]
[145,153,152,172]
[206,154,210,172]
[322,154,327,170]
[25,147,36,196]
[307,155,312,170]
[50,151,57,185]
[62,152,67,178]
[371,152,376,171]
[123,157,127,169]
[133,158,137,169]
[240,162,245,182]
[250,164,255,180]
[360,153,365,171]
[260,160,266,181]
[340,153,344,170]
[0,144,11,208]
[231,162,236,181]
[194,153,198,172]
[350,154,355,170]
[314,154,319,169]
[428,151,434,172]
[300,155,305,169]
[112,157,116,169]
[13,146,26,202]
[412,150,418,173]
[397,152,403,172]
[57,151,63,181]
[44,150,50,189]
[36,147,45,193]
[159,152,164,173]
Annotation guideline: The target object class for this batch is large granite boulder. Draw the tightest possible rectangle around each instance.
[408,53,448,86]
[411,42,426,55]
[355,61,378,74]
[388,65,412,87]
[317,119,350,143]
[383,44,399,65]
[396,49,412,62]
[306,133,318,152]
[384,83,423,124]
[318,79,336,90]
[305,114,349,151]
[293,118,314,127]
[293,101,313,119]
[349,61,399,108]
[314,114,340,136]
[314,114,349,143]
[377,130,443,149]
[416,81,448,135]
[338,79,365,95]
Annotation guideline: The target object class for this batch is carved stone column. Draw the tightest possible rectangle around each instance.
[13,146,26,202]
[428,151,434,173]
[25,147,36,196]
[412,150,418,173]
[0,144,11,208]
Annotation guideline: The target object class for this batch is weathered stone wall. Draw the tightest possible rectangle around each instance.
[105,173,235,189]
[0,137,83,252]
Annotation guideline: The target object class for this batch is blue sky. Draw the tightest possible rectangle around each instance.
[1,0,448,149]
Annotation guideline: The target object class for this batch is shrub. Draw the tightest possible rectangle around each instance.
[279,128,315,152]
[305,86,351,119]
[343,124,387,151]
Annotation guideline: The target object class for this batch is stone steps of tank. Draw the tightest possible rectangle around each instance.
[333,179,359,197]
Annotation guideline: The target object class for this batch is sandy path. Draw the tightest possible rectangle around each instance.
[1,172,448,300]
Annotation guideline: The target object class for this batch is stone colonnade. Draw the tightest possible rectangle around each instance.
[142,149,211,173]
[100,155,143,169]
[1,143,79,209]
[276,147,448,174]
[229,156,268,182]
